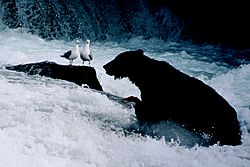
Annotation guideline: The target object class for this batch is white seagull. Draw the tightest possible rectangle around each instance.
[61,40,80,65]
[80,39,93,66]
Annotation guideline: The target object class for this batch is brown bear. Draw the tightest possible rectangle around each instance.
[103,49,242,146]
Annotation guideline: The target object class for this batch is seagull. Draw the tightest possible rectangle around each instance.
[60,40,80,65]
[80,39,93,66]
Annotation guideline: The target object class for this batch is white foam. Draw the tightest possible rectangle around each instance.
[207,64,250,132]
[0,29,249,167]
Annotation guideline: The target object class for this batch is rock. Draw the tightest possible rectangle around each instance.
[5,61,103,91]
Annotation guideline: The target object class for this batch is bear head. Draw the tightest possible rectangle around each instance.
[103,49,145,82]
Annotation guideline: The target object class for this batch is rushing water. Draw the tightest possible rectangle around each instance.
[0,0,181,42]
[0,0,250,166]
[0,28,250,167]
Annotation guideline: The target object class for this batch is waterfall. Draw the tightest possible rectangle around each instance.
[0,0,182,42]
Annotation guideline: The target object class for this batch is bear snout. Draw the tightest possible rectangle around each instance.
[103,63,113,75]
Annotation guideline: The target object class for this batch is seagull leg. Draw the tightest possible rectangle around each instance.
[69,60,73,66]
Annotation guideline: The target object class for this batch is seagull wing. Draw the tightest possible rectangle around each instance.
[61,50,71,59]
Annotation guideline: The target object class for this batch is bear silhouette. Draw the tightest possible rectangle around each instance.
[103,49,242,146]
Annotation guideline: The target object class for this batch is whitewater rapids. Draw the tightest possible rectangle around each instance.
[0,29,250,167]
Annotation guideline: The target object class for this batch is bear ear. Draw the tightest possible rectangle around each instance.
[136,49,144,56]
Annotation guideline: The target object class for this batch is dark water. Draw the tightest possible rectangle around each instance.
[1,0,181,41]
